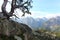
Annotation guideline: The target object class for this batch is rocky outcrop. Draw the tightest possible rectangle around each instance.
[0,17,33,40]
[0,17,60,40]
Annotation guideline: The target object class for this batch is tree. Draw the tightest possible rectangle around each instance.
[1,0,32,20]
[0,0,32,40]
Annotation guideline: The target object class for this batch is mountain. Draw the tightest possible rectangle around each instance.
[0,18,60,40]
[11,16,60,31]
[11,17,48,30]
[43,16,60,32]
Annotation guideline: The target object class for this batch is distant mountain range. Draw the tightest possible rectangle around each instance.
[11,16,60,31]
[11,17,48,30]
[43,16,60,32]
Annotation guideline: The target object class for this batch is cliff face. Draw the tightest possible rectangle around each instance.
[0,18,33,40]
[0,18,60,40]
[0,18,21,36]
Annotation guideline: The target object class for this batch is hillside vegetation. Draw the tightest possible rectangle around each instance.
[0,18,60,40]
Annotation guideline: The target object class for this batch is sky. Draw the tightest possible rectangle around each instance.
[0,0,60,18]
[30,0,60,18]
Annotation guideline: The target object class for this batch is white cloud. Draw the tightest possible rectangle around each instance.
[8,0,12,1]
[15,10,60,18]
[6,2,11,13]
[45,13,60,18]
[29,11,60,18]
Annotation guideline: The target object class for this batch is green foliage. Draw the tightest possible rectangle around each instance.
[54,32,60,37]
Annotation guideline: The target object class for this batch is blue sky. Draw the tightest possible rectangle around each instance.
[0,0,60,18]
[29,0,60,18]
[31,0,60,13]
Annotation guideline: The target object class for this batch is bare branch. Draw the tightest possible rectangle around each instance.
[9,0,16,15]
[1,0,10,19]
[1,0,32,19]
[1,0,8,16]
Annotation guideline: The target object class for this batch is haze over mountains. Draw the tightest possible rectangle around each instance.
[43,16,60,32]
[11,16,60,31]
[11,17,47,29]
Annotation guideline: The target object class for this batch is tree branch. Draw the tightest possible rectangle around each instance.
[1,0,8,16]
[9,0,16,15]
[1,0,32,19]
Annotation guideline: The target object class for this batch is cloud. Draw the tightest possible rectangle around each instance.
[29,11,60,18]
[45,13,60,18]
[15,10,60,18]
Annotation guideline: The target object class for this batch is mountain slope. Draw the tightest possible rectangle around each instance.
[11,17,47,30]
[43,16,60,32]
